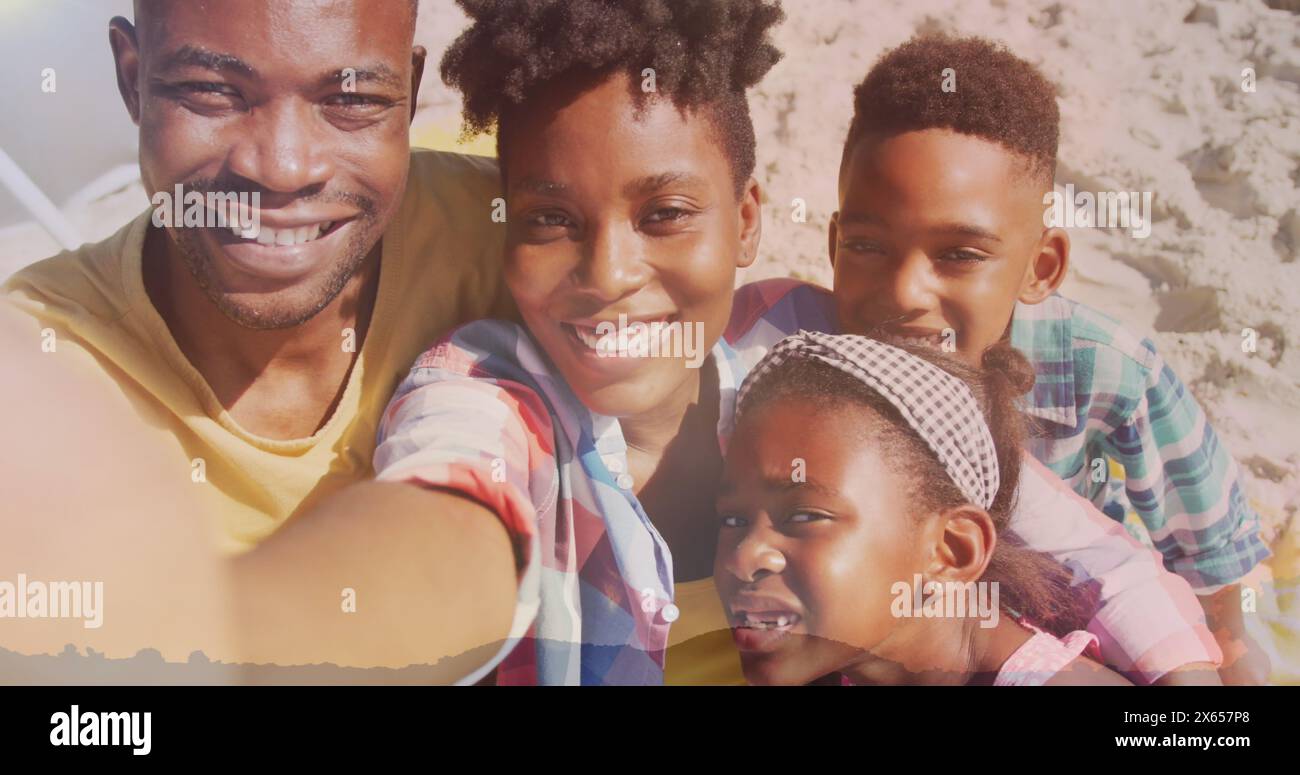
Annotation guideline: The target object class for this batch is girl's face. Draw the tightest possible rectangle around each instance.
[714,397,926,685]
[501,72,761,418]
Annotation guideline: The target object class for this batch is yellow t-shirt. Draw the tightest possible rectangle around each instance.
[2,149,514,553]
[663,577,747,685]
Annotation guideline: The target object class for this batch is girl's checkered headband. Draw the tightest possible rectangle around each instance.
[736,330,1001,510]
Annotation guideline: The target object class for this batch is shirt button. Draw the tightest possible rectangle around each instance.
[616,473,634,490]
[605,457,624,474]
[661,603,680,623]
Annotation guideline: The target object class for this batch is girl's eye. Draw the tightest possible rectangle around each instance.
[787,511,829,525]
[719,514,747,529]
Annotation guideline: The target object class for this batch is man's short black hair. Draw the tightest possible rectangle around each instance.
[841,34,1060,187]
[440,0,785,194]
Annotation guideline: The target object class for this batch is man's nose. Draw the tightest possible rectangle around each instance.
[575,220,651,303]
[226,99,336,195]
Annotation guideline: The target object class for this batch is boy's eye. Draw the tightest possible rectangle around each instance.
[940,248,988,263]
[838,239,884,256]
[646,207,688,222]
[642,205,699,233]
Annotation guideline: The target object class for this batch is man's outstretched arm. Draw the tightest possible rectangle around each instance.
[228,480,518,681]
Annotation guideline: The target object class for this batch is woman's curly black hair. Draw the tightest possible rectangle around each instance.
[440,0,785,193]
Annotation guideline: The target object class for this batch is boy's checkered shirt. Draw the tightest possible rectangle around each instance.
[1011,292,1269,592]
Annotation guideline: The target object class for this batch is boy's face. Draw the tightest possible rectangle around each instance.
[830,129,1062,366]
[714,398,922,686]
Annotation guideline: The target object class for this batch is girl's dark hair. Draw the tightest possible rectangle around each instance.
[439,0,785,194]
[737,340,1096,637]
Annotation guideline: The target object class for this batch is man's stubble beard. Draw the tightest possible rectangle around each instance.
[170,214,378,331]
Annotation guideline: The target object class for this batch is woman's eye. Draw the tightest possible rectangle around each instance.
[528,212,571,228]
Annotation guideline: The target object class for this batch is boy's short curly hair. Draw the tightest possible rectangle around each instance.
[841,34,1060,187]
[440,0,785,194]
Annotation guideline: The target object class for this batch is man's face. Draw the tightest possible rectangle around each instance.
[830,129,1048,366]
[115,0,423,329]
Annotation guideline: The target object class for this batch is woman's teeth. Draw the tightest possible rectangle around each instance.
[229,222,333,246]
[569,318,676,358]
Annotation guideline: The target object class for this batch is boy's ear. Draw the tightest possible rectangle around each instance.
[737,177,763,269]
[827,211,840,271]
[1019,227,1070,305]
[923,505,997,584]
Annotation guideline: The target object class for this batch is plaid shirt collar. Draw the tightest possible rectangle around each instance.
[1010,294,1079,429]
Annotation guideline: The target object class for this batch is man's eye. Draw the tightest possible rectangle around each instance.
[179,82,239,100]
[325,94,392,112]
[182,82,231,94]
[171,82,243,110]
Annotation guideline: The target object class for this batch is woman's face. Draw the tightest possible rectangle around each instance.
[714,397,926,686]
[501,72,761,418]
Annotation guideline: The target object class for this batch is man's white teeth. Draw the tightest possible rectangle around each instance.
[232,222,331,245]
